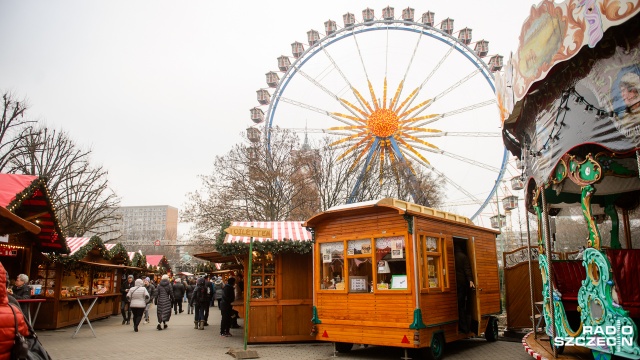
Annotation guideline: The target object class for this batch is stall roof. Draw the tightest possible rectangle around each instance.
[193,251,238,264]
[305,198,473,227]
[224,221,312,243]
[0,174,68,253]
[0,205,41,235]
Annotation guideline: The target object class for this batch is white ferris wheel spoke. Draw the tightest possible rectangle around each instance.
[292,65,364,121]
[408,143,501,172]
[391,31,423,110]
[404,151,484,206]
[318,42,370,114]
[396,43,456,113]
[412,132,500,138]
[407,99,496,129]
[278,97,359,127]
[399,69,482,121]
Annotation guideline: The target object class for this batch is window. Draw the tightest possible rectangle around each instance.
[319,242,345,290]
[319,237,409,293]
[250,251,276,299]
[347,240,372,292]
[419,234,448,291]
[375,236,407,290]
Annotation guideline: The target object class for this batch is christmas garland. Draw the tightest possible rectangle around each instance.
[47,235,111,265]
[7,176,69,254]
[109,243,131,266]
[132,252,147,269]
[214,219,313,256]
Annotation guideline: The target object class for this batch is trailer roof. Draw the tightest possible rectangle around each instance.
[305,198,473,227]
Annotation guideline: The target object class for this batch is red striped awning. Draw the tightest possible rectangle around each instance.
[66,237,91,255]
[66,237,115,255]
[224,221,312,244]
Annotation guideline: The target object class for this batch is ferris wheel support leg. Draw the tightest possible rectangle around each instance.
[347,138,380,204]
[388,138,426,206]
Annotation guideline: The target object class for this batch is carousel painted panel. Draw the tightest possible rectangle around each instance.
[497,0,640,122]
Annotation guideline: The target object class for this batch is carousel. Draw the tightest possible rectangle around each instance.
[497,0,640,359]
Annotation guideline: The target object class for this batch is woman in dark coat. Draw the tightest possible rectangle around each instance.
[155,274,174,330]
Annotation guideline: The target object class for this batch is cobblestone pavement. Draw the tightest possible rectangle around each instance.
[37,302,532,360]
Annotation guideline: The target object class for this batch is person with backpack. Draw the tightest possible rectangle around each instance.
[193,277,209,330]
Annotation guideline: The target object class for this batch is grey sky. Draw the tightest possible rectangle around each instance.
[0,0,535,216]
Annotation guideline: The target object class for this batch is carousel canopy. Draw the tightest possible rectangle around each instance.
[0,174,68,253]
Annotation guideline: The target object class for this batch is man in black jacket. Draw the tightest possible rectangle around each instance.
[202,275,213,326]
[219,277,235,337]
[172,278,185,314]
[121,275,134,325]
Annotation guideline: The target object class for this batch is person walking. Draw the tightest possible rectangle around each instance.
[193,277,209,330]
[155,274,174,330]
[126,279,150,332]
[213,276,224,308]
[219,277,236,337]
[0,263,30,360]
[172,278,185,315]
[185,278,195,315]
[120,275,134,325]
[143,277,156,324]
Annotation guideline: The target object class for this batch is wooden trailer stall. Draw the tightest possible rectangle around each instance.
[304,198,501,359]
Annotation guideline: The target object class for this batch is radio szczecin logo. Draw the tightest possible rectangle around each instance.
[554,326,634,347]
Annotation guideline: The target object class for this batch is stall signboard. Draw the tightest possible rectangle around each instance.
[225,226,273,238]
[0,248,17,256]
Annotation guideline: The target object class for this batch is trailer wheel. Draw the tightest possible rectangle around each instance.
[334,342,354,353]
[423,332,445,360]
[484,317,498,342]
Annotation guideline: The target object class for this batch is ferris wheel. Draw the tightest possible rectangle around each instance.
[247,6,508,221]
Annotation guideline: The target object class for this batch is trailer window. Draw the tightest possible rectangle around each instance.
[347,240,373,293]
[375,236,407,290]
[319,242,345,290]
[419,234,448,291]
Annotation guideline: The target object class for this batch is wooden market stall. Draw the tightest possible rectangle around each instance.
[204,221,315,343]
[32,236,142,329]
[145,254,172,282]
[304,198,501,358]
[0,174,69,279]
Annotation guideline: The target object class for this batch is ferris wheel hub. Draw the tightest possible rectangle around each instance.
[368,108,399,138]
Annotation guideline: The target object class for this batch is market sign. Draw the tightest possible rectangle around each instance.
[225,226,272,238]
[0,248,18,257]
[154,240,161,246]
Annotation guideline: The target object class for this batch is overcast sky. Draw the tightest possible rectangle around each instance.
[0,0,536,221]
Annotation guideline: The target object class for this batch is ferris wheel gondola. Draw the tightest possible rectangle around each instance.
[248,6,508,221]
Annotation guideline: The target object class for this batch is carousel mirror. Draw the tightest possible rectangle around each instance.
[590,298,604,323]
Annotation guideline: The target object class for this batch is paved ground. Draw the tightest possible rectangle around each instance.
[37,302,532,360]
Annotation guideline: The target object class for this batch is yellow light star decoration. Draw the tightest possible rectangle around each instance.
[329,78,442,175]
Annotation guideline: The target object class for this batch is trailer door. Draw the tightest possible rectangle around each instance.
[467,237,482,335]
[453,236,481,335]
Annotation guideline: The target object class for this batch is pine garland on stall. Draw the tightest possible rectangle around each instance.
[132,252,147,269]
[109,243,131,266]
[47,235,111,266]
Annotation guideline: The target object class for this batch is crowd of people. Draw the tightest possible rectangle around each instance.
[120,273,241,337]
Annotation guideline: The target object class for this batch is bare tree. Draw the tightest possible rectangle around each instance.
[8,126,121,237]
[0,91,35,172]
